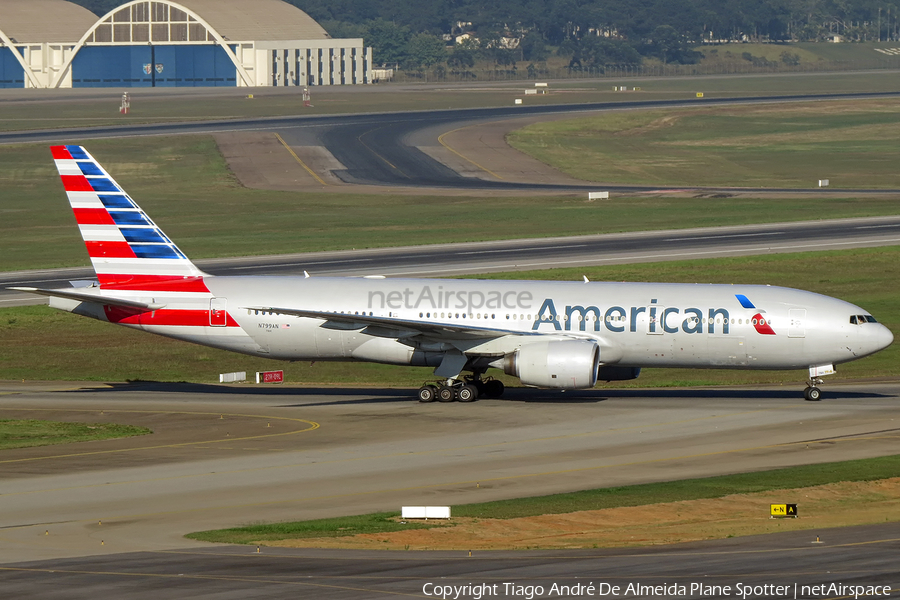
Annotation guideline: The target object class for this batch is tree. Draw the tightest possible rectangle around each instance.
[491,48,518,67]
[647,24,701,64]
[320,20,367,40]
[404,33,448,68]
[365,18,412,66]
[520,32,550,62]
[578,36,643,67]
[447,47,476,69]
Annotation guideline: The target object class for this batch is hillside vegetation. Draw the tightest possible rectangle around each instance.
[67,0,900,77]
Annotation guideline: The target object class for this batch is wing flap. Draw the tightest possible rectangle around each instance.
[242,305,536,341]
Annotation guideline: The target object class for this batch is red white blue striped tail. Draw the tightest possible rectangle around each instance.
[51,145,208,291]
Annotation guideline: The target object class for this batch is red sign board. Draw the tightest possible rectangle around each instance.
[257,370,284,384]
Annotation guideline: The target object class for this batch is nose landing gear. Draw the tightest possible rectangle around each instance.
[803,382,822,401]
[803,365,834,401]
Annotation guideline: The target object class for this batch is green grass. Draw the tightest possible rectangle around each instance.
[792,41,900,62]
[0,419,150,450]
[696,41,900,66]
[186,512,436,544]
[507,98,900,188]
[3,134,900,272]
[0,246,896,385]
[186,453,900,544]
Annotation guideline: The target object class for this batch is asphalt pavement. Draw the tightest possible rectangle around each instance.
[2,522,898,599]
[4,91,900,192]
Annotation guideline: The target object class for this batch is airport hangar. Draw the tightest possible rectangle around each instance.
[0,0,372,88]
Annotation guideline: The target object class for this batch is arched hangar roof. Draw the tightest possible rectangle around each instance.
[82,0,330,44]
[0,0,98,43]
[47,0,340,88]
[175,0,331,41]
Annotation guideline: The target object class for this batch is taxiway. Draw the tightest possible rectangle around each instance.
[1,380,898,566]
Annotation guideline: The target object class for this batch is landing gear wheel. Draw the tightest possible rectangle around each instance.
[457,384,479,402]
[437,386,456,402]
[804,386,822,401]
[483,379,505,398]
[417,385,437,403]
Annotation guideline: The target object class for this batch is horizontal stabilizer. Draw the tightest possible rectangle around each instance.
[10,287,166,311]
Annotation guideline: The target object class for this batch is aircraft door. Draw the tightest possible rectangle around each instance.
[210,297,227,327]
[788,309,806,338]
[646,304,665,334]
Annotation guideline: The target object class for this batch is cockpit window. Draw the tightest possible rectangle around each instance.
[851,315,878,325]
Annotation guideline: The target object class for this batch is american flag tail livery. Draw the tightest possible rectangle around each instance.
[50,145,207,289]
[13,146,245,337]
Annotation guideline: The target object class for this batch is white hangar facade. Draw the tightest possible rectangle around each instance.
[0,0,372,88]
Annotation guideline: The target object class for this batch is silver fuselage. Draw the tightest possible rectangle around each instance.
[63,276,893,372]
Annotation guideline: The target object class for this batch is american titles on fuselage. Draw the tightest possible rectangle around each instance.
[368,286,768,335]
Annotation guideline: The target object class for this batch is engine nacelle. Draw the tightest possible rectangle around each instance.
[504,339,600,389]
[596,366,641,381]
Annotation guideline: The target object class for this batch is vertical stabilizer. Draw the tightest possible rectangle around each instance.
[51,145,208,290]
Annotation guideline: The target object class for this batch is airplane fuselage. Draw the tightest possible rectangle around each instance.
[61,276,892,372]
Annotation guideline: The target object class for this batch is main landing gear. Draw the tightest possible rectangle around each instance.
[417,374,505,403]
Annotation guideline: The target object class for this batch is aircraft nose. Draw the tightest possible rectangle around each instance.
[876,324,894,350]
[867,324,894,354]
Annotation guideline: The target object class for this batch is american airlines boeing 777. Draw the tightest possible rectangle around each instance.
[14,146,893,401]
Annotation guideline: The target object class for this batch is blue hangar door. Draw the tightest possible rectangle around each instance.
[152,45,236,86]
[0,47,26,88]
[71,46,153,87]
[72,45,235,87]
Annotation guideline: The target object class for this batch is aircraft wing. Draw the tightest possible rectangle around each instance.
[9,287,167,311]
[242,305,541,341]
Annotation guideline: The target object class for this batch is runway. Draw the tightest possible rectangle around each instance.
[2,523,898,599]
[1,380,898,569]
[4,215,900,307]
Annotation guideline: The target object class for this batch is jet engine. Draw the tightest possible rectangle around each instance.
[502,339,600,389]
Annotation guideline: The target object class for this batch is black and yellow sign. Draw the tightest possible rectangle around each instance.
[770,503,798,518]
